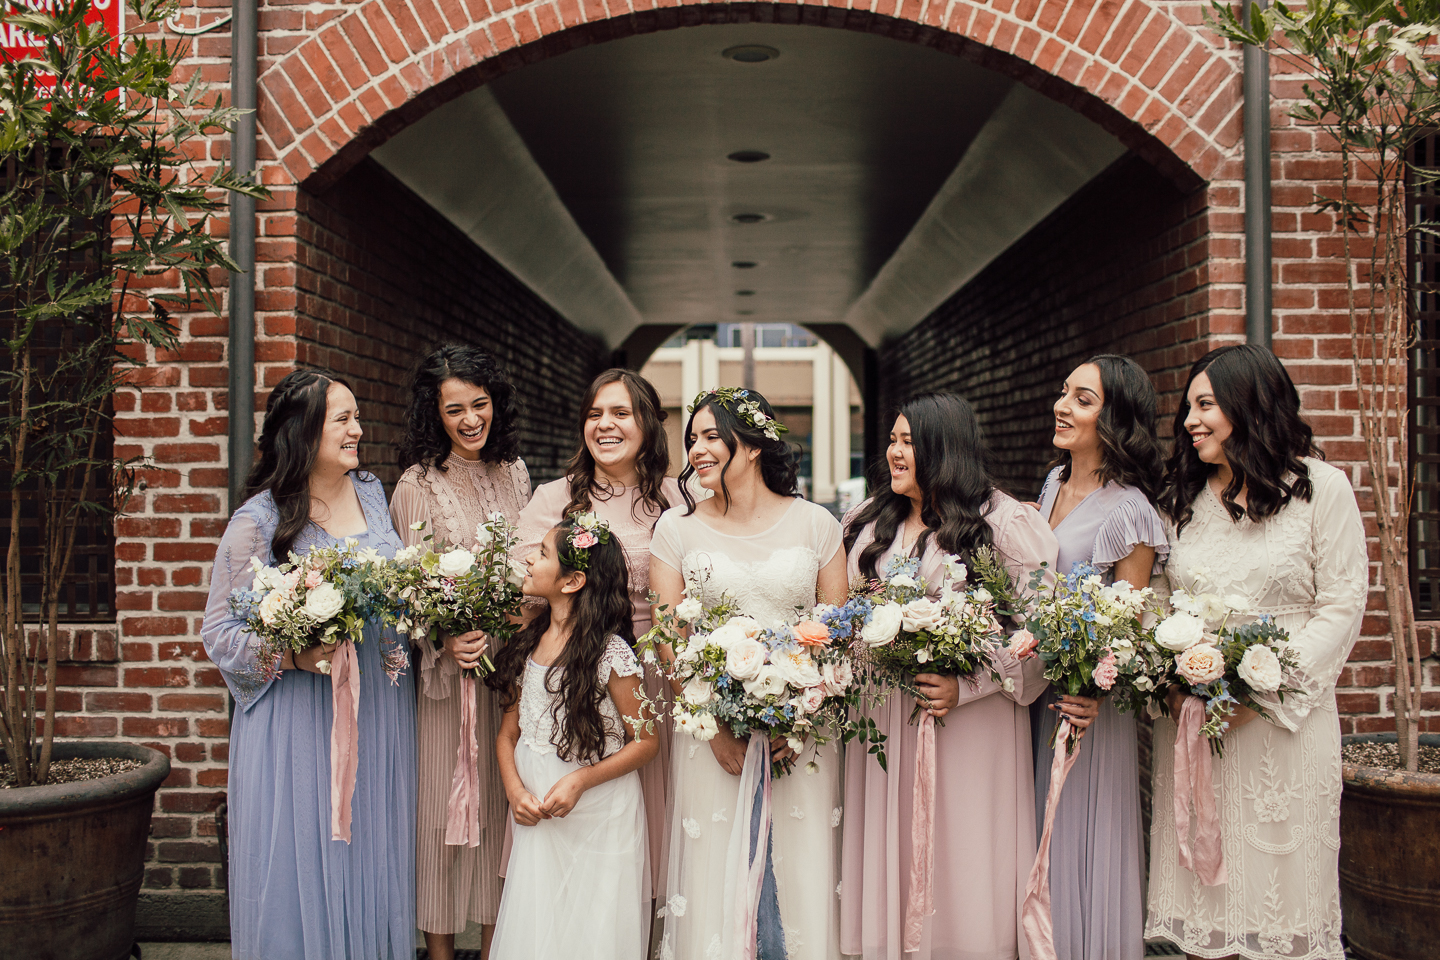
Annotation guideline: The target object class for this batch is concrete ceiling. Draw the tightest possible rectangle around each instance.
[373,23,1125,349]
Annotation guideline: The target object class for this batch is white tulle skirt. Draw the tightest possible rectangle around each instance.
[490,742,650,960]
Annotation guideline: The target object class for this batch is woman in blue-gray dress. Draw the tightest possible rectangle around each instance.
[1032,355,1168,960]
[202,369,418,960]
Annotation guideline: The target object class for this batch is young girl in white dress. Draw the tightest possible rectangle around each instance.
[486,515,659,959]
[649,389,849,960]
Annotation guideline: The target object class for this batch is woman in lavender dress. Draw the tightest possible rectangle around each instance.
[1032,355,1168,960]
[202,370,417,960]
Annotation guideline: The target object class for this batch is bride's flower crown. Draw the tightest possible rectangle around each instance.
[688,387,789,442]
[561,512,611,571]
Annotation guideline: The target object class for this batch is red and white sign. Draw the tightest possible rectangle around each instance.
[0,0,123,68]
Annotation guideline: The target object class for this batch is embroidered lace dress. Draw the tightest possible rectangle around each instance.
[389,454,531,932]
[1145,458,1366,960]
[489,636,650,959]
[201,473,417,960]
[839,492,1058,960]
[650,498,844,960]
[516,475,684,898]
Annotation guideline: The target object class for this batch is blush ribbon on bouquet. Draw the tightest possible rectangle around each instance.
[444,675,482,847]
[722,734,787,960]
[1021,718,1082,960]
[1173,695,1227,886]
[329,641,361,843]
[903,711,937,952]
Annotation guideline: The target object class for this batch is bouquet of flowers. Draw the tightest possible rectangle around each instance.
[229,538,407,683]
[1153,576,1299,749]
[387,513,528,681]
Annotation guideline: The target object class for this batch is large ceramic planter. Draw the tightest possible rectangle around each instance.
[0,742,170,960]
[1340,733,1440,960]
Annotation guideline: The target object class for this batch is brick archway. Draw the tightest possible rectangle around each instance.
[259,0,1242,193]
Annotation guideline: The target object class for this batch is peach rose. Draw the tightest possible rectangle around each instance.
[793,620,831,648]
[1176,642,1226,685]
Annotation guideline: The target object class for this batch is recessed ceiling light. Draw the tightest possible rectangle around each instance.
[727,150,770,163]
[730,213,767,224]
[736,290,756,296]
[723,45,779,63]
[732,261,757,269]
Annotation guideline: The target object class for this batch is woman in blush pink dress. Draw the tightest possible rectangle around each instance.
[515,368,682,901]
[839,393,1064,960]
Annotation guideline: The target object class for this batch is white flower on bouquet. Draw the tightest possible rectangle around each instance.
[676,710,718,741]
[742,664,788,699]
[729,616,763,640]
[1223,593,1251,614]
[437,548,476,578]
[771,648,822,688]
[1155,612,1205,651]
[970,586,994,605]
[393,544,422,565]
[675,597,704,623]
[794,685,826,715]
[1238,644,1284,692]
[505,559,528,588]
[888,574,918,589]
[301,582,345,622]
[941,553,967,584]
[473,522,494,547]
[681,676,715,706]
[725,637,768,680]
[900,598,945,632]
[821,659,853,696]
[258,590,288,626]
[248,558,287,592]
[862,603,904,647]
[707,621,748,652]
[1175,642,1226,685]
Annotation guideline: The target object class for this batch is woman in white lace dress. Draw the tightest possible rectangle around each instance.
[487,515,657,959]
[1147,345,1366,960]
[650,389,849,960]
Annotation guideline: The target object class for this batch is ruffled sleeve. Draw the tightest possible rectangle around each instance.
[201,495,281,711]
[598,634,643,682]
[1249,463,1367,731]
[990,493,1060,591]
[649,508,685,573]
[1092,487,1171,574]
[1038,466,1063,520]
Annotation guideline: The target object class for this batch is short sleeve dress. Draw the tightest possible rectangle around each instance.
[650,497,844,960]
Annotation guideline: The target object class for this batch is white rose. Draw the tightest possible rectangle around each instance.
[729,616,763,639]
[1155,612,1205,651]
[505,559,527,588]
[675,597,704,623]
[1237,644,1284,692]
[821,659,853,696]
[258,590,288,626]
[888,574,918,589]
[970,586,994,605]
[900,598,945,633]
[392,545,422,565]
[301,582,345,622]
[771,648,822,688]
[682,676,715,706]
[797,685,826,714]
[1175,642,1226,685]
[437,548,475,578]
[725,637,767,680]
[742,664,788,699]
[811,603,837,619]
[862,604,904,647]
[694,713,719,741]
[473,523,494,548]
[1223,593,1251,614]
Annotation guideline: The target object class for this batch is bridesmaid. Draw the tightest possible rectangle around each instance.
[1032,355,1168,960]
[840,393,1060,960]
[202,370,417,959]
[515,368,682,903]
[389,346,531,960]
[1147,345,1366,960]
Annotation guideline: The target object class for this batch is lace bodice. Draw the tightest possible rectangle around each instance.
[650,498,843,622]
[519,635,641,761]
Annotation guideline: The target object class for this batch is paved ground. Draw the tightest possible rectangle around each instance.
[139,922,488,959]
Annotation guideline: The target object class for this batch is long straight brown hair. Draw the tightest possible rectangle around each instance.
[563,369,671,527]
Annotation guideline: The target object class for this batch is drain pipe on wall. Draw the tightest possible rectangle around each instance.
[1243,0,1273,349]
[227,0,258,514]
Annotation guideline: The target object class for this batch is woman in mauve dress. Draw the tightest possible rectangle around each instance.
[1032,355,1168,960]
[515,368,683,904]
[388,346,531,960]
[840,393,1062,960]
[202,370,417,960]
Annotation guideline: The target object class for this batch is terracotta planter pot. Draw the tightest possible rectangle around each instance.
[1340,733,1440,960]
[0,742,169,960]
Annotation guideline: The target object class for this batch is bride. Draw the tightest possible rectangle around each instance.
[649,388,848,960]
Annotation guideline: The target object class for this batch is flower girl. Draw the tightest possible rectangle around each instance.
[485,514,658,959]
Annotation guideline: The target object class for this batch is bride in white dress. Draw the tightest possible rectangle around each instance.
[650,389,849,960]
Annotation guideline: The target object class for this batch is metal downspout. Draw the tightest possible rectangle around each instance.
[1244,0,1273,348]
[227,0,257,514]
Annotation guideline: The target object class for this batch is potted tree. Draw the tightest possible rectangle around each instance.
[1208,2,1440,957]
[0,0,264,956]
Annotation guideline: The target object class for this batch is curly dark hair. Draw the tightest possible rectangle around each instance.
[243,368,359,561]
[1160,344,1321,533]
[398,345,521,476]
[563,369,671,528]
[843,393,997,581]
[486,518,636,764]
[678,389,799,514]
[1048,354,1165,503]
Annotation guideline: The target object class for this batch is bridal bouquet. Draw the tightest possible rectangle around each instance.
[387,513,528,681]
[229,539,407,683]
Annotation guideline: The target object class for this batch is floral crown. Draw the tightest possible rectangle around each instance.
[687,387,789,442]
[560,512,611,571]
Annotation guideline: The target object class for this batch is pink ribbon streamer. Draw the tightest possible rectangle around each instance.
[722,734,772,960]
[444,674,481,847]
[903,711,937,952]
[329,641,361,844]
[1173,696,1227,886]
[1022,718,1082,960]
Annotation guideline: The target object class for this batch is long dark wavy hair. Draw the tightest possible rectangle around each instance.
[1048,354,1165,502]
[563,369,671,527]
[1160,344,1320,533]
[486,518,635,764]
[843,393,997,581]
[244,368,358,561]
[678,390,799,514]
[398,345,521,476]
